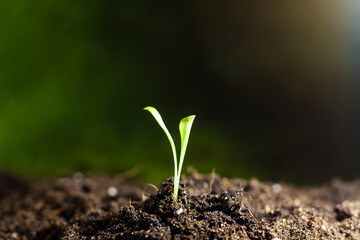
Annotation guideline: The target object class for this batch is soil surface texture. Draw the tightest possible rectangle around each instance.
[0,170,359,239]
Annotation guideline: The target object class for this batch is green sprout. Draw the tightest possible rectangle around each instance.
[144,106,196,201]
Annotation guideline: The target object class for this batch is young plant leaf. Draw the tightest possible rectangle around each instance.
[143,106,178,183]
[174,115,196,199]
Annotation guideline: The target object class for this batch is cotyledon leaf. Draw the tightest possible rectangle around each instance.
[174,115,196,199]
[144,106,178,182]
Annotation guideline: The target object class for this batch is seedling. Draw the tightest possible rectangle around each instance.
[144,106,195,201]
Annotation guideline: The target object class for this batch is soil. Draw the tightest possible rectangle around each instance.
[0,170,359,239]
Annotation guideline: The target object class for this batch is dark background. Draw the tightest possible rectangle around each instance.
[0,1,359,185]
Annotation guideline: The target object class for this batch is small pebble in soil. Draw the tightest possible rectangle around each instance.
[265,205,271,213]
[107,186,118,197]
[272,183,282,193]
[73,172,84,182]
[176,207,184,215]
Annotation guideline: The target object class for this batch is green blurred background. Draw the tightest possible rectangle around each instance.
[0,1,359,184]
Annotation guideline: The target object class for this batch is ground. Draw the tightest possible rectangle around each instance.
[0,170,359,239]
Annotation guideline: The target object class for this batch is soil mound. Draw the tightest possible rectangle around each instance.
[0,171,359,239]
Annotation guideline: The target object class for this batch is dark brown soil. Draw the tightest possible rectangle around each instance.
[0,170,359,239]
